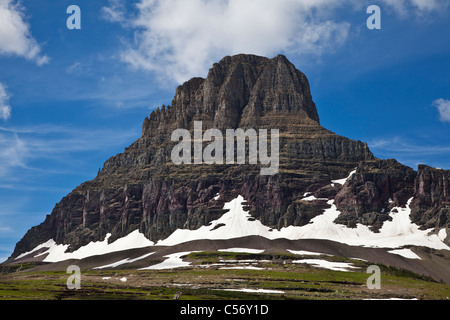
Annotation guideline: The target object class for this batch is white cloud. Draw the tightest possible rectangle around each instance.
[105,0,448,84]
[0,83,12,121]
[101,0,127,23]
[102,0,449,84]
[0,0,49,65]
[433,98,450,123]
[106,0,350,83]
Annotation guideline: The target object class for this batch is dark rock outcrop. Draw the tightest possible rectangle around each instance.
[410,165,450,229]
[9,54,449,259]
[334,159,416,231]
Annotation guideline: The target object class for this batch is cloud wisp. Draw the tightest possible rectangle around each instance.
[433,98,450,123]
[0,83,11,121]
[380,0,447,16]
[0,125,138,182]
[369,136,450,169]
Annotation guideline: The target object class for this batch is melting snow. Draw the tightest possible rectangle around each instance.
[388,249,421,260]
[438,228,447,241]
[15,239,64,261]
[293,259,359,272]
[218,248,265,254]
[139,251,200,270]
[218,288,284,294]
[17,230,154,263]
[287,249,330,256]
[19,167,449,264]
[332,169,357,185]
[21,195,449,264]
[158,196,449,251]
[94,252,155,269]
[302,195,328,201]
[156,196,273,246]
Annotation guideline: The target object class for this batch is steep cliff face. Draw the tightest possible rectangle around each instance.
[140,54,319,138]
[334,159,417,231]
[10,54,449,259]
[410,165,450,229]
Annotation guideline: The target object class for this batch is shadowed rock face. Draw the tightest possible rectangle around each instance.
[410,165,450,229]
[141,54,319,138]
[10,54,449,259]
[334,159,417,231]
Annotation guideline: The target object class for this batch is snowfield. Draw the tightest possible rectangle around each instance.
[139,251,199,270]
[292,259,359,272]
[16,230,154,263]
[156,195,448,251]
[388,249,421,260]
[16,170,449,263]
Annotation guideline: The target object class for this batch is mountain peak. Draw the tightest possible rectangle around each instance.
[10,54,449,274]
[143,54,319,138]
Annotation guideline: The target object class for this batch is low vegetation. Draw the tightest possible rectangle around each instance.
[0,252,448,300]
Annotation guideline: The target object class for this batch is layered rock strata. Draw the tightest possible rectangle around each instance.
[11,54,449,259]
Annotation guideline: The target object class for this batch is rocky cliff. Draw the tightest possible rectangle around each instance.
[10,54,449,259]
[410,165,450,229]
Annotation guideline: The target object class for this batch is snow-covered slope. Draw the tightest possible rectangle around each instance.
[15,230,153,263]
[15,171,449,263]
[158,195,448,250]
[17,194,449,263]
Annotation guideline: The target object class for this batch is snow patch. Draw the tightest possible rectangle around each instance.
[302,195,328,201]
[154,195,449,251]
[156,196,271,246]
[218,288,284,294]
[274,199,449,250]
[18,230,154,263]
[139,251,200,270]
[438,228,447,241]
[15,239,66,261]
[20,191,450,264]
[293,259,358,272]
[94,252,155,269]
[218,248,264,254]
[388,249,421,260]
[332,169,357,185]
[287,249,329,256]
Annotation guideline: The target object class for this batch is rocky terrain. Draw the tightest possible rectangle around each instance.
[6,54,449,268]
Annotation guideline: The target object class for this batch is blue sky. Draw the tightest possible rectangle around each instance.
[0,0,449,262]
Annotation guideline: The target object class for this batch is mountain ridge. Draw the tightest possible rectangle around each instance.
[8,54,449,262]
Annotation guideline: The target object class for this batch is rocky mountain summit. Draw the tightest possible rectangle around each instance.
[10,54,449,259]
